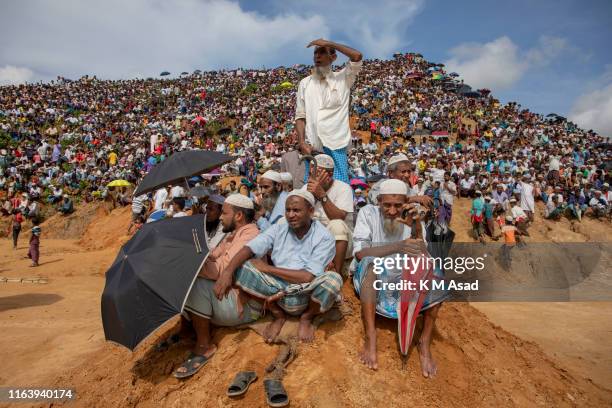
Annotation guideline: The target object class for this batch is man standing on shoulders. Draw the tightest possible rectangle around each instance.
[295,38,363,184]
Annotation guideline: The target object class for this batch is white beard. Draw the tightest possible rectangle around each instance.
[313,65,332,80]
[383,218,402,235]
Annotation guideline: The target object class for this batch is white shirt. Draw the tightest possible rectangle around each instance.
[302,180,354,225]
[295,60,362,151]
[170,185,186,199]
[519,181,535,212]
[440,180,457,206]
[153,188,168,210]
[511,205,527,220]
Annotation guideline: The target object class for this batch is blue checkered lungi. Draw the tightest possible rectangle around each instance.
[303,146,350,184]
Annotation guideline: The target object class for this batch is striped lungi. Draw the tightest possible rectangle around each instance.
[303,146,350,184]
[235,261,343,316]
[353,256,448,319]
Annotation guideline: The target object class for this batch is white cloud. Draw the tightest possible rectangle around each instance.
[268,0,424,59]
[0,65,34,85]
[569,71,612,137]
[444,35,567,90]
[0,0,424,83]
[0,0,330,81]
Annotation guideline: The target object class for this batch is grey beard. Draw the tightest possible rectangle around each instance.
[262,194,278,212]
[313,65,332,80]
[383,218,402,235]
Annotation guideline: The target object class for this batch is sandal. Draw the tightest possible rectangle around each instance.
[263,379,289,407]
[173,353,210,379]
[227,371,258,397]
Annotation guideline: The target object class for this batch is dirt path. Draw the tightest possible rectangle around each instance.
[0,203,610,407]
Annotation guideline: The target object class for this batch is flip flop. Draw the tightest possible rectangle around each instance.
[155,333,180,352]
[173,353,210,379]
[227,371,258,397]
[263,379,289,407]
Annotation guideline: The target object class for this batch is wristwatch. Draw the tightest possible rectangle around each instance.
[320,195,329,203]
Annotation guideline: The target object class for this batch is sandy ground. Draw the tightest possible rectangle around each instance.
[0,201,611,407]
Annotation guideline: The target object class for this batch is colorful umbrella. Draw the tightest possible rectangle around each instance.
[397,260,432,355]
[280,81,293,88]
[191,116,206,125]
[107,179,131,187]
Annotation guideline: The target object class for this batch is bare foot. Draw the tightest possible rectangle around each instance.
[358,332,378,370]
[263,316,286,343]
[417,341,437,378]
[298,317,315,343]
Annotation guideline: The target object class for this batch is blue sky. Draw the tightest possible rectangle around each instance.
[1,0,611,134]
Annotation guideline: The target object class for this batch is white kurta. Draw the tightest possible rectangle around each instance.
[295,60,362,151]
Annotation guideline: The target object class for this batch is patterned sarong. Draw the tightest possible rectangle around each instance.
[235,261,343,316]
[353,256,448,319]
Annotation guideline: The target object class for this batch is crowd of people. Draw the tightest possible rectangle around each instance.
[1,37,610,395]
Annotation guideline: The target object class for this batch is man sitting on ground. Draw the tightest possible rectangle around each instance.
[255,170,289,231]
[352,179,442,377]
[368,153,432,207]
[589,190,609,218]
[303,154,354,273]
[58,194,74,215]
[175,194,261,379]
[214,190,342,343]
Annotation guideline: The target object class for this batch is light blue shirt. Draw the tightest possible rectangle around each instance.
[246,220,335,277]
[256,191,288,231]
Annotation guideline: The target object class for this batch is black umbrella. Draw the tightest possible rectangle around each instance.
[101,215,208,350]
[160,71,170,76]
[188,185,211,198]
[134,150,231,195]
[425,221,455,260]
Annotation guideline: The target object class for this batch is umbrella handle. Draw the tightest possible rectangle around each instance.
[299,155,317,181]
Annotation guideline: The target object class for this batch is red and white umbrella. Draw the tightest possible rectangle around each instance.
[191,116,206,125]
[397,258,432,355]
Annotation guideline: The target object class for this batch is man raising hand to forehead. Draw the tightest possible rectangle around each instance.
[296,38,363,184]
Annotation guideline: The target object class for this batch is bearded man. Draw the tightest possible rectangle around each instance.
[352,179,445,378]
[255,170,289,231]
[296,38,362,184]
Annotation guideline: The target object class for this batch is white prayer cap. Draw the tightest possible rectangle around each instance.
[388,153,409,167]
[261,170,282,183]
[287,190,315,207]
[505,215,514,222]
[379,179,408,196]
[280,172,293,183]
[509,197,517,203]
[475,190,482,195]
[315,154,334,169]
[225,193,254,209]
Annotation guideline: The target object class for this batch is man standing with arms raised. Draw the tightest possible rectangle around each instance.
[295,38,363,184]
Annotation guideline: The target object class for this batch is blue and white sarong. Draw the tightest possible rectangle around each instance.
[303,146,350,185]
[352,256,448,319]
[235,261,343,316]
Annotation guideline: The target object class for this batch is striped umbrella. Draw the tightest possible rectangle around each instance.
[397,260,432,355]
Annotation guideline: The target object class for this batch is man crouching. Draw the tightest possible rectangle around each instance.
[352,179,442,377]
[214,190,342,343]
